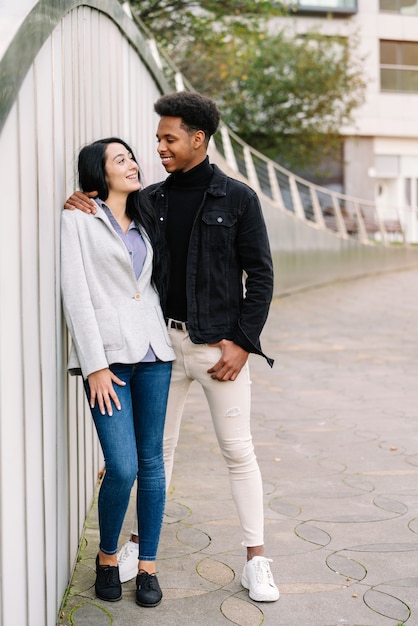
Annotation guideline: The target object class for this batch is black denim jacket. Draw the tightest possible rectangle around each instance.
[143,164,274,367]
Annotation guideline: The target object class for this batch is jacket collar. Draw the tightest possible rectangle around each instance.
[149,163,228,198]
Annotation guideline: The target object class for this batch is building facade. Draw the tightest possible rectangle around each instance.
[273,0,418,241]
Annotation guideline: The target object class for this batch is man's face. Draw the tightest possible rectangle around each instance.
[156,116,205,173]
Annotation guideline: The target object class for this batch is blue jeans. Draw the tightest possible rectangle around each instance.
[84,360,172,561]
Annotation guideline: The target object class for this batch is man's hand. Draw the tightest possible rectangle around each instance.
[87,368,126,416]
[64,190,98,213]
[207,340,249,381]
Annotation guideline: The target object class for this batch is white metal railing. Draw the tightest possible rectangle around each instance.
[212,126,407,246]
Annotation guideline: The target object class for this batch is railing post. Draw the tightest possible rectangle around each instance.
[353,201,369,243]
[220,125,239,173]
[147,38,162,69]
[289,176,306,220]
[310,187,326,228]
[332,196,348,237]
[174,72,185,91]
[243,145,260,192]
[374,207,388,244]
[268,162,286,211]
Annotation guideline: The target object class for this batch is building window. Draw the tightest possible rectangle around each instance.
[290,0,357,15]
[375,154,418,177]
[380,40,418,92]
[379,0,418,14]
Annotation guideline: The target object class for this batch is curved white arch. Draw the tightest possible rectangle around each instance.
[0,3,170,625]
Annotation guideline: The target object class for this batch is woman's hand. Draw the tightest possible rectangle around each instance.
[87,368,126,416]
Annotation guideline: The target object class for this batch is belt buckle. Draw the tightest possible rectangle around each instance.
[167,318,188,331]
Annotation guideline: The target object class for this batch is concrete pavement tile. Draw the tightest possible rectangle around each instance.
[197,556,235,586]
[273,582,400,625]
[181,494,248,523]
[141,553,222,595]
[66,561,95,595]
[192,523,248,556]
[260,518,322,557]
[292,493,405,523]
[158,522,208,559]
[363,586,410,623]
[374,580,418,615]
[66,601,112,625]
[278,549,353,586]
[133,591,254,626]
[164,499,192,523]
[314,517,418,554]
[176,524,212,550]
[221,596,265,626]
[331,546,418,587]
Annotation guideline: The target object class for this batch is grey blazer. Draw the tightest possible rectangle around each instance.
[61,206,175,378]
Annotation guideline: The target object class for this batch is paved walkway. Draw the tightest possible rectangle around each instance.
[59,268,418,626]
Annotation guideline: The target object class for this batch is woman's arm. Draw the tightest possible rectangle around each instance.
[61,213,126,413]
[61,212,108,373]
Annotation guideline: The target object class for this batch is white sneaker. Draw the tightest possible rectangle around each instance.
[117,540,138,583]
[241,556,280,602]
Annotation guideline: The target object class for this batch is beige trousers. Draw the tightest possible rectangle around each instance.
[133,326,265,547]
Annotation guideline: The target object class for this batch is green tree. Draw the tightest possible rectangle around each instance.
[129,1,366,172]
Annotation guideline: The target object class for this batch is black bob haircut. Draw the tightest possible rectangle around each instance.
[78,137,139,201]
[154,91,221,143]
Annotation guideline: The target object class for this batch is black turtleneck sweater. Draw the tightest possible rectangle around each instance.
[165,157,214,321]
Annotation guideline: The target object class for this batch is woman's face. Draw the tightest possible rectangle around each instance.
[104,142,141,195]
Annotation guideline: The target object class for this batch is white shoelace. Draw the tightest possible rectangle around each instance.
[118,542,137,564]
[253,558,274,585]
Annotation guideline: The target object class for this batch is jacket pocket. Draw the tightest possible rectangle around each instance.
[95,307,123,351]
[201,210,237,246]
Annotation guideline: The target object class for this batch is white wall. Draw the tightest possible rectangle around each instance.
[354,2,418,138]
[0,2,167,625]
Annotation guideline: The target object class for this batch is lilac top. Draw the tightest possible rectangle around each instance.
[96,199,156,362]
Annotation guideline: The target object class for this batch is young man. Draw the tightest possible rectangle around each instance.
[65,91,279,602]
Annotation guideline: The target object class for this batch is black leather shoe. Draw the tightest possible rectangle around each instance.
[95,555,122,602]
[135,571,162,607]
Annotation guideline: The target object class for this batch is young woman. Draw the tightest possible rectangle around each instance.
[61,138,175,607]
